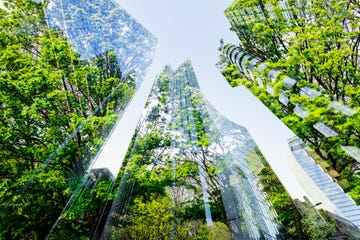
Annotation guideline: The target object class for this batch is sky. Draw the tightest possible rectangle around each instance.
[92,0,243,174]
[116,0,273,128]
[118,0,239,103]
[91,0,311,199]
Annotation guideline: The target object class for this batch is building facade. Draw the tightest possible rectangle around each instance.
[219,0,360,229]
[101,61,283,239]
[28,1,158,238]
[46,0,157,82]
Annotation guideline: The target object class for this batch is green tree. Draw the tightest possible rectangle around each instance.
[0,170,68,239]
[118,196,174,240]
[0,1,136,238]
[257,166,300,238]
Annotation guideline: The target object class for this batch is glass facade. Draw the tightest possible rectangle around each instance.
[289,138,360,227]
[341,146,360,163]
[313,122,339,138]
[205,103,282,239]
[42,1,157,238]
[219,4,360,227]
[300,86,322,98]
[218,41,356,161]
[101,61,282,239]
[329,101,356,117]
[46,0,157,82]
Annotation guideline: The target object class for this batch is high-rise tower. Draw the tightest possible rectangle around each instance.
[0,1,156,238]
[42,0,158,238]
[100,61,283,239]
[46,0,157,82]
[218,0,360,232]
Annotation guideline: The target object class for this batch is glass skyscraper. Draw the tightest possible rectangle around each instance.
[46,0,157,82]
[219,0,360,230]
[38,1,158,238]
[101,61,282,239]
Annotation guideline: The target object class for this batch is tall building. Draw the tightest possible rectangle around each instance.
[46,0,157,82]
[100,61,283,239]
[0,1,157,239]
[221,0,359,164]
[41,0,157,180]
[43,0,158,237]
[218,0,360,230]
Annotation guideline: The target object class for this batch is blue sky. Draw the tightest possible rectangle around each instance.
[118,0,239,105]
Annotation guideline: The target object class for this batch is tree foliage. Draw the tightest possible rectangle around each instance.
[258,165,339,239]
[222,0,360,205]
[227,0,360,101]
[0,1,136,238]
[103,65,231,239]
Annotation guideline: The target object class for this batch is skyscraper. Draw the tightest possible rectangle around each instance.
[221,0,359,165]
[218,0,360,230]
[42,0,158,238]
[46,0,157,82]
[0,1,157,238]
[100,61,283,239]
